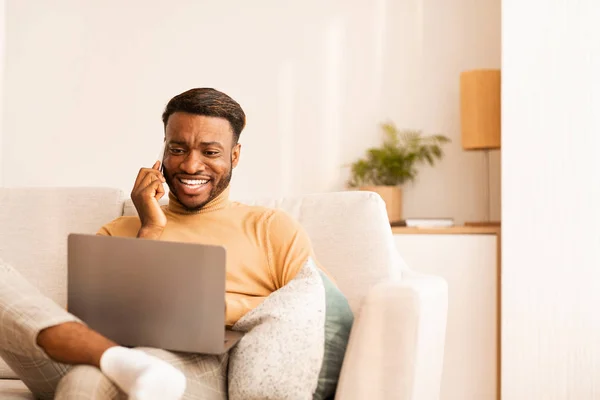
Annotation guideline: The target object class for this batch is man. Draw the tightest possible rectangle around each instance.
[0,88,323,399]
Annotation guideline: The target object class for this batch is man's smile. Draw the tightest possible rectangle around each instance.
[174,176,212,196]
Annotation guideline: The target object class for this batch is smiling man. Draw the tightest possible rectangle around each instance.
[102,91,239,227]
[161,99,239,211]
[0,88,332,399]
[97,88,308,326]
[123,89,244,241]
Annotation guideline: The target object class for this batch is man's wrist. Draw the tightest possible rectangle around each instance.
[137,225,164,239]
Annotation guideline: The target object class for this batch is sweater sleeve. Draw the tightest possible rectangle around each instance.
[265,210,325,288]
[96,225,112,236]
[95,217,141,237]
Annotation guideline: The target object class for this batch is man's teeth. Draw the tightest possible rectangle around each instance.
[180,179,208,185]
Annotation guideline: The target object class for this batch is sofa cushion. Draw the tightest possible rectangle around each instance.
[123,191,403,315]
[0,379,34,399]
[0,363,16,381]
[0,188,124,379]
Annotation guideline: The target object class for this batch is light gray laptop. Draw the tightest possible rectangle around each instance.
[67,234,243,354]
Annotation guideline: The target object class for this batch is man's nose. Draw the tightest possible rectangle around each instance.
[179,151,207,174]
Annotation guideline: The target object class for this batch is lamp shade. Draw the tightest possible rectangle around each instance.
[460,69,501,150]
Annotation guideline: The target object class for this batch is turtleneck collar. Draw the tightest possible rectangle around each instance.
[167,187,231,215]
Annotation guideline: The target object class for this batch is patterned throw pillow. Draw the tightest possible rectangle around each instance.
[229,258,326,400]
[228,259,353,400]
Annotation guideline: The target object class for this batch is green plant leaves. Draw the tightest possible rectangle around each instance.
[347,122,451,187]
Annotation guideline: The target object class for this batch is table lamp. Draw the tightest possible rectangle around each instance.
[460,69,501,227]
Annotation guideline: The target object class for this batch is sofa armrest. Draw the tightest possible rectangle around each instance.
[335,271,448,400]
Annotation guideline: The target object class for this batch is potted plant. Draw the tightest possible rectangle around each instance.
[347,122,450,223]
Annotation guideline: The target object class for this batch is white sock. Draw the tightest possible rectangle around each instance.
[100,346,186,400]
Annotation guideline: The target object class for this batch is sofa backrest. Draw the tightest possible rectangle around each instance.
[123,190,403,314]
[0,188,125,306]
[0,188,124,378]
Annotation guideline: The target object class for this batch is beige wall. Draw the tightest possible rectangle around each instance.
[1,0,500,224]
[396,0,502,223]
[0,0,4,187]
[503,0,600,398]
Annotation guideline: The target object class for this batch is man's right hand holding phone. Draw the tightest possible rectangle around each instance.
[131,161,167,239]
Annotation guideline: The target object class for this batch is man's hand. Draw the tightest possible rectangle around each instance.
[131,161,167,239]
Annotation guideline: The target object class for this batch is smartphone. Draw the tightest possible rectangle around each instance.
[157,142,166,175]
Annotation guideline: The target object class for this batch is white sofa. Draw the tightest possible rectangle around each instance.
[0,188,448,399]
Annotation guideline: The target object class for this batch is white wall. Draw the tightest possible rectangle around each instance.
[0,0,5,187]
[2,0,499,224]
[503,0,600,398]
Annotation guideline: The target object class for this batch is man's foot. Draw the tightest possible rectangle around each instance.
[100,346,186,400]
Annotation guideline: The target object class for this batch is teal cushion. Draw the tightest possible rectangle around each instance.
[313,271,354,400]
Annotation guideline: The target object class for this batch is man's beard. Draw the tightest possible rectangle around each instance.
[164,163,232,212]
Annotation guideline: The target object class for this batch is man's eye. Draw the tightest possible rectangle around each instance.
[205,151,220,156]
[170,148,185,155]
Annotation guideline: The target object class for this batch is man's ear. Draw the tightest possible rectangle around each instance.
[232,143,241,168]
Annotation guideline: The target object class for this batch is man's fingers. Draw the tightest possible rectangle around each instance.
[134,168,165,191]
[134,168,151,189]
[154,180,166,201]
[134,163,165,189]
[138,172,163,192]
[139,179,164,200]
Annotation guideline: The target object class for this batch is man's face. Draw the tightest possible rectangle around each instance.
[162,112,241,211]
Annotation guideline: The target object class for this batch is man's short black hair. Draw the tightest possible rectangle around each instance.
[162,88,246,143]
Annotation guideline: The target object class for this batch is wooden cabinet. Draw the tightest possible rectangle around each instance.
[392,227,501,400]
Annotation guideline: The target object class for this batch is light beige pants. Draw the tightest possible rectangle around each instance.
[0,259,228,400]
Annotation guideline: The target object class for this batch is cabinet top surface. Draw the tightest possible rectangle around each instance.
[392,226,501,235]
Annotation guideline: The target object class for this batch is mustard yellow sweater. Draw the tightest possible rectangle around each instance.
[97,188,323,326]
